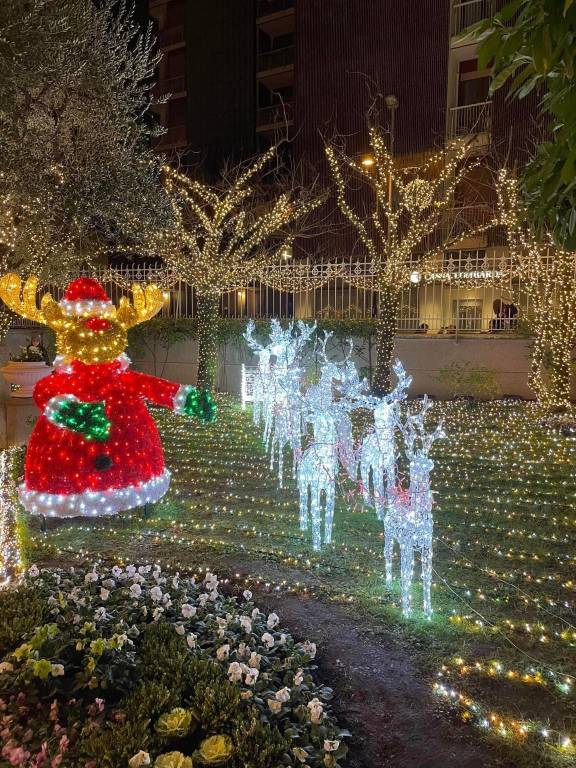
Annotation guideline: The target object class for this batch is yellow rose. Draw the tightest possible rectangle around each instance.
[154,752,193,768]
[155,708,197,738]
[197,735,233,765]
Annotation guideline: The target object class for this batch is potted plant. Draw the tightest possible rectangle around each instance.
[1,343,53,398]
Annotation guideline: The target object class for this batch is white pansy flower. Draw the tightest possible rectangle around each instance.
[244,667,259,686]
[198,594,209,607]
[243,590,252,601]
[275,687,290,702]
[0,662,14,674]
[248,652,261,669]
[294,668,304,686]
[28,565,40,577]
[175,624,185,636]
[51,664,64,676]
[240,690,253,700]
[267,698,282,713]
[279,633,288,645]
[324,740,340,752]
[251,608,260,619]
[209,589,219,602]
[172,574,180,589]
[261,632,274,650]
[237,642,247,658]
[307,697,324,724]
[187,633,197,649]
[227,661,243,683]
[181,603,196,619]
[292,747,308,763]
[303,640,317,659]
[266,612,280,629]
[216,644,230,661]
[94,607,106,621]
[138,565,151,575]
[152,607,164,621]
[100,588,110,601]
[132,573,145,584]
[239,616,252,634]
[130,583,142,598]
[102,579,115,590]
[111,566,123,578]
[84,571,98,584]
[126,565,136,576]
[150,586,163,603]
[128,751,151,767]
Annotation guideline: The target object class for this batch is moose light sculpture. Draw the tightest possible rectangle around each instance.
[0,273,216,518]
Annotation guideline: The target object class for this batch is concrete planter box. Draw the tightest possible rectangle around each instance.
[0,361,53,398]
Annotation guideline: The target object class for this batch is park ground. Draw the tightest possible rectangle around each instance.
[21,396,576,768]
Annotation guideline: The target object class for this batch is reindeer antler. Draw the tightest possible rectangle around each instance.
[0,273,55,325]
[316,329,333,362]
[243,319,263,352]
[116,283,164,329]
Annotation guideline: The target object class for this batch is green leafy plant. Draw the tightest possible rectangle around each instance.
[436,361,501,400]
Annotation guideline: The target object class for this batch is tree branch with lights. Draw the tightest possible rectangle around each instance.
[142,146,326,390]
[325,121,497,395]
[496,170,576,412]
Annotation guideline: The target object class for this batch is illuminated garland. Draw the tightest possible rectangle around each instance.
[0,447,23,585]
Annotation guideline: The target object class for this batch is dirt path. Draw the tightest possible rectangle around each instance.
[257,593,506,768]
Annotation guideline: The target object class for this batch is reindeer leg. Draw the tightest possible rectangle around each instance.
[299,475,309,532]
[384,525,394,584]
[311,484,321,551]
[323,481,336,545]
[421,540,433,619]
[400,540,414,618]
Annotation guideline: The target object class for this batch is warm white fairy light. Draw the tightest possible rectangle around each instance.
[0,447,23,585]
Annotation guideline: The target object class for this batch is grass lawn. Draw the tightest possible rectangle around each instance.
[19,396,576,767]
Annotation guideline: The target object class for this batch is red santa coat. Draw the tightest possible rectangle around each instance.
[19,357,189,518]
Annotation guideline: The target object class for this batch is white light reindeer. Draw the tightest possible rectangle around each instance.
[268,320,315,487]
[385,396,445,618]
[243,320,273,432]
[358,360,412,520]
[297,331,344,551]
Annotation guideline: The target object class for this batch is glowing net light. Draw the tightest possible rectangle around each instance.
[358,359,412,519]
[243,320,272,425]
[386,395,446,618]
[0,447,22,585]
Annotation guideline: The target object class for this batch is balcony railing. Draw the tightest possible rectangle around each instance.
[257,0,294,19]
[256,103,293,128]
[153,75,186,98]
[158,25,185,48]
[451,0,493,38]
[448,101,492,139]
[257,46,294,72]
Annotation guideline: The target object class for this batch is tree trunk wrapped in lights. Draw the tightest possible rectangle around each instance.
[325,121,497,396]
[142,147,325,391]
[496,171,576,412]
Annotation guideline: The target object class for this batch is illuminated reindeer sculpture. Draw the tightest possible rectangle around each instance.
[386,396,445,617]
[267,319,315,487]
[243,319,273,432]
[358,359,412,519]
[297,331,346,550]
[0,273,215,518]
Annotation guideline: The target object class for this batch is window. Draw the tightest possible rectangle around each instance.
[457,59,491,106]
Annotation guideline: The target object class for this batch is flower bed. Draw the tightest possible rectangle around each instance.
[0,565,349,768]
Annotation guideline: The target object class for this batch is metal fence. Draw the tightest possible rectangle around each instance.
[8,250,538,336]
[451,0,493,37]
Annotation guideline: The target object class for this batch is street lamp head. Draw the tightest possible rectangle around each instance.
[384,94,399,110]
[361,156,375,168]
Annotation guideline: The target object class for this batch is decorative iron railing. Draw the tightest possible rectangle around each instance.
[448,101,493,139]
[451,0,493,38]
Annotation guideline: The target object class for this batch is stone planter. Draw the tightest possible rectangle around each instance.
[0,361,53,398]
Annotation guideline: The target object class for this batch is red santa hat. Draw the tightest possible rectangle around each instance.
[59,278,115,318]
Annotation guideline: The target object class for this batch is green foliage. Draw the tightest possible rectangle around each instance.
[0,586,48,659]
[232,714,290,768]
[436,361,501,400]
[474,0,576,248]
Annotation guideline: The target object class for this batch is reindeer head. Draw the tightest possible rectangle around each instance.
[400,396,446,479]
[0,274,164,365]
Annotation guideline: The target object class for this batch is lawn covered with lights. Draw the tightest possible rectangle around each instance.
[21,396,576,767]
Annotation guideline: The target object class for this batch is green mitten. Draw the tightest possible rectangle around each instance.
[183,387,217,423]
[46,395,111,442]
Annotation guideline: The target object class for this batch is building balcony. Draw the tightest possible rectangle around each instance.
[153,75,186,99]
[257,0,294,19]
[157,25,185,48]
[451,0,493,39]
[257,46,294,74]
[448,101,492,142]
[256,103,293,131]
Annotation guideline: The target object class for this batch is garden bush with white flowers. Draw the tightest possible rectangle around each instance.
[0,565,349,768]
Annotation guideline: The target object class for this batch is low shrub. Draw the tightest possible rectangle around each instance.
[0,564,349,767]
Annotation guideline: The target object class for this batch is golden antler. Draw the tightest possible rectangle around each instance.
[0,273,49,325]
[116,283,164,329]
